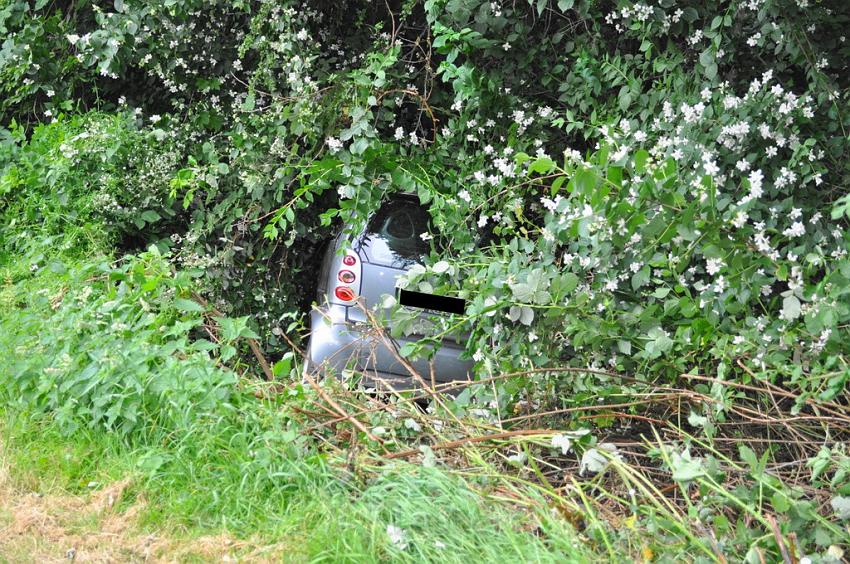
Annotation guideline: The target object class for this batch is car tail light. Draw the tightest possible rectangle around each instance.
[335,286,356,301]
[338,269,356,283]
[330,247,361,305]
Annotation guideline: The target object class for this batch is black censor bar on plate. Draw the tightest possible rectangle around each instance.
[398,289,466,314]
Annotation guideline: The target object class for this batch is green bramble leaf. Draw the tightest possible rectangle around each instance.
[782,295,802,320]
[174,298,205,313]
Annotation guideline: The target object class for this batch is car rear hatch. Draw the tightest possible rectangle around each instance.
[347,197,472,382]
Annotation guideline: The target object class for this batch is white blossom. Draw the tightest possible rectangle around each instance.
[783,222,805,238]
[326,137,343,153]
[386,525,408,550]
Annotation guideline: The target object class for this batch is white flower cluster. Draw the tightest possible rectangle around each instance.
[604,3,660,33]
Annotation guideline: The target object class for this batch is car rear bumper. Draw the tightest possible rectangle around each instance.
[306,306,473,387]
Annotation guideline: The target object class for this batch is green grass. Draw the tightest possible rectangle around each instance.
[0,409,589,563]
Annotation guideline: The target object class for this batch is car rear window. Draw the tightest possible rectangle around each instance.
[359,198,433,266]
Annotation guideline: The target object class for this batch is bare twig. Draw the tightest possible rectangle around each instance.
[767,514,793,564]
[303,370,385,446]
[385,429,557,460]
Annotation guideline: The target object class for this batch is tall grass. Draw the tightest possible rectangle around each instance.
[0,408,589,562]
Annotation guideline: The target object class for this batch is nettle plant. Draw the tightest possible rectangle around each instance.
[0,247,264,436]
[0,113,145,253]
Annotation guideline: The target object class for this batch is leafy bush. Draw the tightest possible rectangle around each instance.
[0,113,143,254]
[6,1,845,366]
[0,246,247,436]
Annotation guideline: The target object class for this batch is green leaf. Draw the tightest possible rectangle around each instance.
[550,175,566,196]
[529,157,555,175]
[174,298,205,313]
[670,449,706,482]
[631,266,650,290]
[48,260,66,274]
[536,0,547,16]
[140,210,161,223]
[432,260,451,274]
[643,327,673,359]
[687,411,708,428]
[831,496,850,520]
[634,149,649,173]
[220,344,237,362]
[562,272,579,293]
[273,355,292,377]
[557,0,574,10]
[618,87,632,111]
[771,492,791,513]
[607,166,623,188]
[137,452,166,473]
[508,305,534,325]
[350,138,370,155]
[652,287,670,299]
[831,195,850,219]
[399,342,419,358]
[575,168,598,196]
[192,339,218,352]
[580,443,621,476]
[214,316,260,341]
[739,445,759,474]
[509,282,534,302]
[782,295,801,320]
[812,527,832,547]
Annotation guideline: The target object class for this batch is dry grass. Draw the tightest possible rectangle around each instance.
[0,440,291,563]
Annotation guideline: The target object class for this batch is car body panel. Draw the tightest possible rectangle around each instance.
[306,195,473,387]
[308,306,471,385]
[344,262,396,323]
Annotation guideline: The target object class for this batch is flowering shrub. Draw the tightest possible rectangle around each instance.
[408,68,848,403]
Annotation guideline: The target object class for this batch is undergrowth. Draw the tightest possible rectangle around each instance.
[1,410,592,563]
[0,249,590,562]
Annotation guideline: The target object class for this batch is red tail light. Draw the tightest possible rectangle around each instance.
[335,286,356,301]
[342,255,357,266]
[338,269,356,283]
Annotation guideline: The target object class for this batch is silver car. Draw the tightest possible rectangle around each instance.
[304,194,473,388]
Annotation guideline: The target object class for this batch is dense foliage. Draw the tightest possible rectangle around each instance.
[2,0,850,560]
